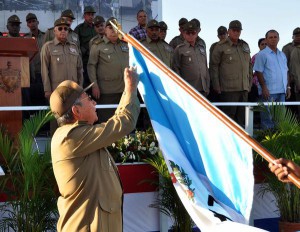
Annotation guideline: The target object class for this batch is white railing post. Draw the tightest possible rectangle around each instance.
[245,106,254,136]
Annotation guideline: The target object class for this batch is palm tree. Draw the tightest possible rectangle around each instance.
[0,111,58,231]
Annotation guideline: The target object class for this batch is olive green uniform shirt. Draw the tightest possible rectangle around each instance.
[87,36,129,94]
[210,37,252,92]
[141,36,173,67]
[43,27,80,49]
[282,42,295,68]
[89,34,103,49]
[289,45,300,92]
[24,30,45,76]
[52,90,140,232]
[169,34,185,49]
[172,40,210,93]
[40,37,83,92]
[74,22,97,65]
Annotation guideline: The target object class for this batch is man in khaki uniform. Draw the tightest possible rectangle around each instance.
[169,17,188,49]
[141,19,173,67]
[89,15,105,49]
[191,18,206,49]
[43,9,80,48]
[210,20,252,126]
[172,21,210,96]
[50,67,140,232]
[41,18,83,100]
[87,18,129,123]
[5,14,22,37]
[24,13,47,107]
[158,21,168,41]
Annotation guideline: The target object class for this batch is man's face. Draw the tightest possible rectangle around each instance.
[266,31,279,48]
[84,12,95,24]
[75,93,98,125]
[62,17,73,27]
[27,19,38,32]
[293,34,300,44]
[147,27,160,42]
[218,33,227,41]
[54,24,69,42]
[7,22,20,36]
[137,11,147,27]
[95,22,105,36]
[183,30,197,44]
[159,29,167,40]
[105,25,118,43]
[228,28,241,42]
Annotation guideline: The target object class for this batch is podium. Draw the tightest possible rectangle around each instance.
[0,37,38,136]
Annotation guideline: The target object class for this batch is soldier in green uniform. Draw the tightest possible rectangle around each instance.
[89,15,105,49]
[141,19,173,67]
[190,18,206,49]
[41,18,83,100]
[210,20,252,126]
[87,18,129,123]
[159,21,168,41]
[75,6,97,89]
[43,9,80,48]
[24,13,47,107]
[169,17,188,49]
[172,21,210,96]
[5,15,22,37]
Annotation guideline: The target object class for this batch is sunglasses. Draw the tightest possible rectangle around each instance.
[81,94,93,102]
[57,26,69,31]
[186,31,197,35]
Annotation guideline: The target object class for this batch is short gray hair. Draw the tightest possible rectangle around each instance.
[56,98,82,127]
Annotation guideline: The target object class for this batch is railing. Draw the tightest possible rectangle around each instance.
[1,102,299,136]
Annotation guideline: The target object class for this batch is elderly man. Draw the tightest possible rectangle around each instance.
[254,30,290,129]
[43,9,79,48]
[88,18,129,123]
[50,67,140,232]
[129,9,147,40]
[210,20,252,126]
[172,21,210,96]
[141,19,173,67]
[41,18,83,100]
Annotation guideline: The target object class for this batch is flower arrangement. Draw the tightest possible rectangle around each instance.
[107,128,159,163]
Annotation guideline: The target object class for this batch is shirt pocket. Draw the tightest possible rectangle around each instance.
[101,49,115,64]
[99,150,115,172]
[182,53,194,65]
[51,50,64,65]
[223,49,235,64]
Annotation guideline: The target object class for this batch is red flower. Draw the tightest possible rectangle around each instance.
[185,190,194,199]
[170,173,177,183]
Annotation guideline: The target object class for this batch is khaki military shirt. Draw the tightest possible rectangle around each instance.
[74,22,97,64]
[172,40,210,93]
[289,45,300,92]
[40,37,83,92]
[43,27,80,49]
[24,30,45,75]
[169,34,185,49]
[87,36,129,94]
[210,37,253,92]
[52,91,140,232]
[89,34,103,49]
[141,36,173,67]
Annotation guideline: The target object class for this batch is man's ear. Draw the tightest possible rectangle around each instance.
[72,105,80,119]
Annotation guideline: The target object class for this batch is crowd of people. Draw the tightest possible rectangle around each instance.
[1,6,300,231]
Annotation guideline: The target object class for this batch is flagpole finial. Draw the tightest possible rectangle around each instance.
[110,20,124,40]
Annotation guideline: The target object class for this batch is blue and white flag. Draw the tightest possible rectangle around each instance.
[129,41,266,232]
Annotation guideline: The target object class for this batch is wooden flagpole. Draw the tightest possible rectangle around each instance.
[110,22,300,188]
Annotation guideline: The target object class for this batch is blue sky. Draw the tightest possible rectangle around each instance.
[162,0,299,55]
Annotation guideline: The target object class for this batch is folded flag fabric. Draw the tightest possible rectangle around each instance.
[128,39,267,232]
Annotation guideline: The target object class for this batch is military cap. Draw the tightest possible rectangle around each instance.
[229,20,242,30]
[84,6,96,14]
[61,9,75,20]
[7,15,21,24]
[26,13,37,22]
[191,18,200,29]
[105,17,117,27]
[159,21,168,30]
[178,18,188,26]
[50,80,94,118]
[94,15,105,25]
[293,27,300,35]
[217,26,227,35]
[183,21,197,31]
[54,18,70,27]
[147,19,160,28]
